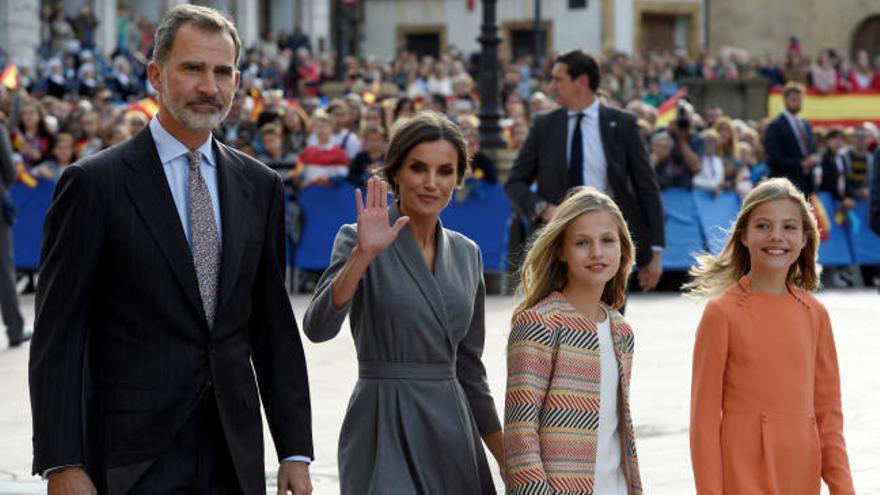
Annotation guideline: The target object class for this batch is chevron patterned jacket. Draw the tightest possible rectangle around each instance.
[504,291,642,495]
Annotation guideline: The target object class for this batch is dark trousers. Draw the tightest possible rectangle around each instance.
[0,224,23,341]
[110,391,242,494]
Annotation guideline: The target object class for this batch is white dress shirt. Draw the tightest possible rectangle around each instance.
[567,98,610,194]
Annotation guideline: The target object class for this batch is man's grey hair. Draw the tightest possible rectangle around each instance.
[152,4,242,66]
[651,131,672,146]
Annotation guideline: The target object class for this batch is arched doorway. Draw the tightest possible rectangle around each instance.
[852,15,880,59]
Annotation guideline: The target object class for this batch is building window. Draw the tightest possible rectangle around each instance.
[406,33,441,60]
[569,0,588,9]
[511,29,547,62]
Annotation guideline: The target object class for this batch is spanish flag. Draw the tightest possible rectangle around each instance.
[809,194,831,242]
[127,97,159,119]
[10,130,24,151]
[655,89,688,128]
[0,64,19,90]
[16,163,37,188]
[250,88,264,121]
[767,87,880,127]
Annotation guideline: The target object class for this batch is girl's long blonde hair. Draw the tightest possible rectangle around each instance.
[512,187,635,322]
[683,177,820,298]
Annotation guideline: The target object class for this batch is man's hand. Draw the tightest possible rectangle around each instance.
[801,154,820,171]
[637,251,663,292]
[277,461,312,495]
[47,467,96,495]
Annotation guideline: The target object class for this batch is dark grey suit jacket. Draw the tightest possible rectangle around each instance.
[505,106,665,266]
[29,127,312,494]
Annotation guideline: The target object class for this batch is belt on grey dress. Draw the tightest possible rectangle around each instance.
[358,362,455,380]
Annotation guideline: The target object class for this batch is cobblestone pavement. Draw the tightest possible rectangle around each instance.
[1,289,878,494]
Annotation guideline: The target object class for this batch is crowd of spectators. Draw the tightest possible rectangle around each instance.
[1,5,879,288]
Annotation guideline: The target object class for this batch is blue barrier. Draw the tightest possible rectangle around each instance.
[816,192,855,266]
[692,190,740,255]
[6,182,878,276]
[441,184,511,272]
[294,182,359,270]
[661,188,705,270]
[849,199,880,264]
[10,180,55,270]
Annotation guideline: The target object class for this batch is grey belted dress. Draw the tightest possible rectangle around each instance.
[303,203,501,494]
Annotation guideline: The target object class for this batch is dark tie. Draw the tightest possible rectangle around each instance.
[186,150,220,328]
[793,118,809,155]
[568,112,585,187]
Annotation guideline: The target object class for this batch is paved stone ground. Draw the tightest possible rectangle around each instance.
[1,289,878,494]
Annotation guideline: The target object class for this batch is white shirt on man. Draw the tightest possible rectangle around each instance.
[566,97,610,194]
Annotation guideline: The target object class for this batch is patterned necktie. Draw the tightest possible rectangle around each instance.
[793,118,809,155]
[186,150,220,328]
[568,112,585,187]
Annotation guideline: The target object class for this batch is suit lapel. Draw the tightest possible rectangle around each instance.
[121,128,205,322]
[552,109,569,189]
[598,106,624,189]
[388,203,451,330]
[214,142,253,310]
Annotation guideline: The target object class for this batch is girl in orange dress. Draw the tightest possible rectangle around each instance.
[686,178,855,494]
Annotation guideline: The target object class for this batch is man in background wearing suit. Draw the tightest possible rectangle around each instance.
[29,5,313,494]
[505,49,665,291]
[0,120,28,348]
[763,81,820,195]
[872,146,880,236]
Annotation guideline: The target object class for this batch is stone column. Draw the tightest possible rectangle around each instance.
[272,0,296,37]
[235,0,259,49]
[93,0,118,57]
[0,0,40,66]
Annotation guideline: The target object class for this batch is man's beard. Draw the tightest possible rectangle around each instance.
[160,84,232,132]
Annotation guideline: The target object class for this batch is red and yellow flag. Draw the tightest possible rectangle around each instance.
[16,163,37,188]
[768,87,880,127]
[655,89,688,127]
[809,194,832,242]
[0,64,20,90]
[127,97,159,119]
[250,88,264,121]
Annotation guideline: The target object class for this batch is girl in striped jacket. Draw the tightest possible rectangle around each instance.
[504,187,642,495]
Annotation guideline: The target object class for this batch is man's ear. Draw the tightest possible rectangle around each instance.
[147,61,162,94]
[578,74,591,90]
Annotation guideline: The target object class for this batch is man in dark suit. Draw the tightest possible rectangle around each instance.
[505,49,665,291]
[763,81,820,195]
[29,5,313,494]
[872,147,880,236]
[0,121,28,348]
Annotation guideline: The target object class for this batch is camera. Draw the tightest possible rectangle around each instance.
[676,99,690,132]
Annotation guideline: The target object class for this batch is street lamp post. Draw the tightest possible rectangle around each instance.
[477,0,505,151]
[533,0,543,73]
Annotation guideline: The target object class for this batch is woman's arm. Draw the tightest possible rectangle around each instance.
[690,299,730,495]
[302,178,408,342]
[330,178,408,310]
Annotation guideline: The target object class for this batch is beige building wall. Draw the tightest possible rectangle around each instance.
[709,0,880,57]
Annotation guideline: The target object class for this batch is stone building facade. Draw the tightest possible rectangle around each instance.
[708,0,880,59]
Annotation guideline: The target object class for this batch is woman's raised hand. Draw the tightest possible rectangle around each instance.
[354,177,410,260]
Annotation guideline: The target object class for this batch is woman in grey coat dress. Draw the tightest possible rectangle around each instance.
[303,112,503,494]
